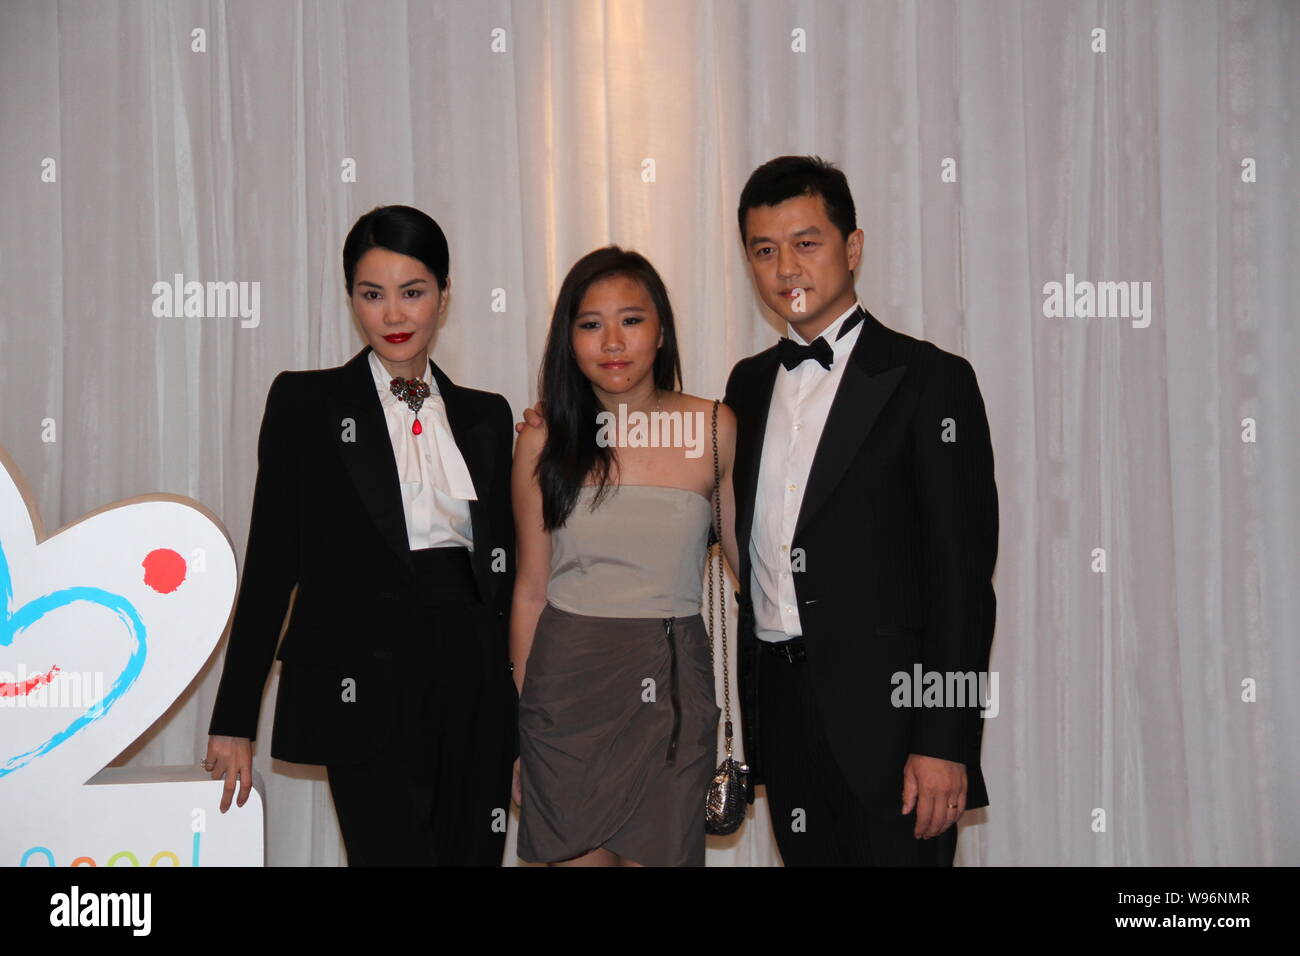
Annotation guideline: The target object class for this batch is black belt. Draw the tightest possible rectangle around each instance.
[409,546,478,605]
[762,635,806,663]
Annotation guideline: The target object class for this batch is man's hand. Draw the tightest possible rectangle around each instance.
[901,753,966,839]
[514,401,545,434]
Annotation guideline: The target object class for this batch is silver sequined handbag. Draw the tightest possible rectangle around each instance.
[704,398,750,836]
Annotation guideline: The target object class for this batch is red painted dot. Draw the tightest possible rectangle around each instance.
[142,548,187,593]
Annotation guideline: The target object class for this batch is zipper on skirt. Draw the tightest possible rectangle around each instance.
[663,617,681,767]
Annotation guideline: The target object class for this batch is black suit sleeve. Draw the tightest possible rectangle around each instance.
[909,353,998,766]
[208,372,302,741]
[722,361,741,410]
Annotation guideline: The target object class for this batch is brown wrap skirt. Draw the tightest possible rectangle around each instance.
[516,601,721,867]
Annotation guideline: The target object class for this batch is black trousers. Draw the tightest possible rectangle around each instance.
[758,643,959,867]
[325,546,516,866]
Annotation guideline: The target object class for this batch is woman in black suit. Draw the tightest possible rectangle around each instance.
[204,205,517,866]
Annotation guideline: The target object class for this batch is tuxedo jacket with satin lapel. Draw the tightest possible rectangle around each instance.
[723,305,998,818]
[208,346,516,764]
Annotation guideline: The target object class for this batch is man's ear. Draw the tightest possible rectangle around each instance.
[846,229,865,272]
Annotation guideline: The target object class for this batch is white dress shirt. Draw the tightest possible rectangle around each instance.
[749,301,864,642]
[368,350,477,551]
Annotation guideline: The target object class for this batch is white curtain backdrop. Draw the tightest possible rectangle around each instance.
[1,0,1295,866]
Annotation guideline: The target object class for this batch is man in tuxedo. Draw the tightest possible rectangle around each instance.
[724,155,998,866]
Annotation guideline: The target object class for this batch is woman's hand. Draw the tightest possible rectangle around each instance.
[205,735,254,813]
[512,757,522,808]
[513,400,545,435]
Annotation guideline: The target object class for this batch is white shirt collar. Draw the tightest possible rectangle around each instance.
[788,300,864,358]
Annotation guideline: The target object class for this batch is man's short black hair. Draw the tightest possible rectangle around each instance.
[737,155,857,244]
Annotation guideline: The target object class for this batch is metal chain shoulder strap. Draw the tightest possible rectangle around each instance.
[705,398,733,758]
[704,397,748,835]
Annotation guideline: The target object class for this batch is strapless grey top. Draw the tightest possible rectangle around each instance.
[547,484,712,618]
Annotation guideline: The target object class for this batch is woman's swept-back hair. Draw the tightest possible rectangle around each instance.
[342,204,450,294]
[537,246,682,530]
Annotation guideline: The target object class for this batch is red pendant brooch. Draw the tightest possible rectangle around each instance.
[389,377,430,435]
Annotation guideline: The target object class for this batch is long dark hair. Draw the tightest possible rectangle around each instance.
[342,205,450,294]
[537,247,682,530]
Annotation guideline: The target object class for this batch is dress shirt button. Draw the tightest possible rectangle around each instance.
[793,422,801,430]
[780,544,788,552]
[785,605,793,614]
[787,483,796,492]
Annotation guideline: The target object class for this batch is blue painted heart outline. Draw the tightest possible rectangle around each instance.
[0,537,147,778]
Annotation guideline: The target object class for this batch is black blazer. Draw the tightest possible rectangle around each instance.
[723,306,998,818]
[208,346,516,764]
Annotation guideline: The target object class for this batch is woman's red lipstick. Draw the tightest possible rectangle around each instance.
[383,332,413,343]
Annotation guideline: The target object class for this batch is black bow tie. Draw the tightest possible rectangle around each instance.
[776,307,865,371]
[777,335,833,371]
